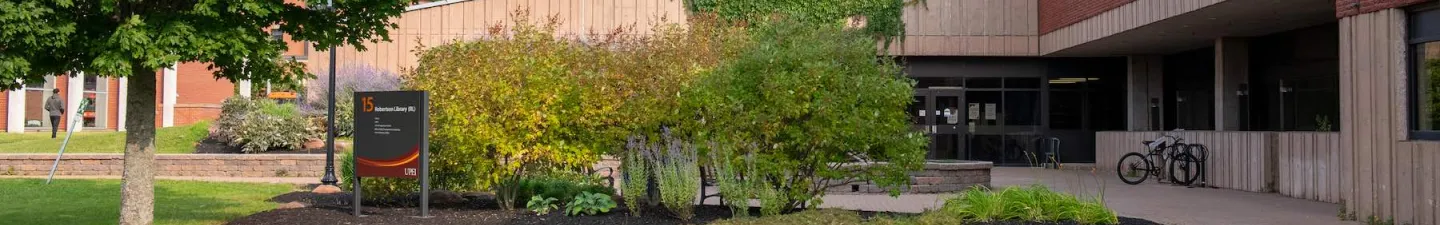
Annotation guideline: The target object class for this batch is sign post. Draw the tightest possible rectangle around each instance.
[352,91,430,218]
[45,99,90,184]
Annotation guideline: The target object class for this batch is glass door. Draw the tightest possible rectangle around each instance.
[914,88,967,160]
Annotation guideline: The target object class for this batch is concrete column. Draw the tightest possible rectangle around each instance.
[117,78,127,131]
[238,59,251,98]
[162,64,177,127]
[238,80,252,98]
[6,84,24,133]
[1127,55,1165,131]
[67,73,84,132]
[1214,38,1249,131]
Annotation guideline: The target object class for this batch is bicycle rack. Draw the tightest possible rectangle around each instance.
[1192,144,1212,188]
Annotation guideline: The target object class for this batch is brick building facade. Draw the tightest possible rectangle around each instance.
[1038,0,1134,34]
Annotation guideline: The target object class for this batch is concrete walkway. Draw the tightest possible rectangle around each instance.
[808,167,1361,225]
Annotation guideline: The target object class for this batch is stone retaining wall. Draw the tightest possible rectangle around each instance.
[0,154,334,177]
[827,160,993,194]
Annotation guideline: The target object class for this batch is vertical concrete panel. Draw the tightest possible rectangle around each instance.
[1355,12,1375,217]
[1376,11,1394,219]
[1284,134,1296,196]
[1338,15,1355,213]
[1400,143,1416,224]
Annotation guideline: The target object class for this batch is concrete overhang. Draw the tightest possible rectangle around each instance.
[1041,0,1336,57]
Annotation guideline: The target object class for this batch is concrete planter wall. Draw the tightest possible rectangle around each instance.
[827,160,993,194]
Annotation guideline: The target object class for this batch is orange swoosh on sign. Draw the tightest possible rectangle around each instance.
[357,146,420,167]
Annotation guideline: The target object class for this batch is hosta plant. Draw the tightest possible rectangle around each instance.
[565,191,617,216]
[527,196,560,215]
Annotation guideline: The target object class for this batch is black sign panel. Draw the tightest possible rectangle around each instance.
[353,91,428,178]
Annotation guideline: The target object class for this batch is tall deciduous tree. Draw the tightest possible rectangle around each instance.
[0,0,409,224]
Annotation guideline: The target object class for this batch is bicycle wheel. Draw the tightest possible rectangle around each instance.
[1117,152,1151,185]
[1169,150,1200,186]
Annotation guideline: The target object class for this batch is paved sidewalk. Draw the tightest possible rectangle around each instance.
[1,175,318,184]
[802,167,1360,225]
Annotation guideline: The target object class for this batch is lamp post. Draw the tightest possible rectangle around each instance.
[319,0,339,186]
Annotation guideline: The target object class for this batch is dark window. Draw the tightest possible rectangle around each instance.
[1004,91,1039,126]
[1410,5,1440,140]
[1048,90,1084,129]
[1164,48,1216,130]
[1248,23,1340,131]
[966,77,1002,89]
[1004,77,1040,89]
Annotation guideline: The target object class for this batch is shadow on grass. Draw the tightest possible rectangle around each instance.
[0,178,290,225]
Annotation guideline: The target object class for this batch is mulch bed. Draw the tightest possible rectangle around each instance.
[229,191,1163,225]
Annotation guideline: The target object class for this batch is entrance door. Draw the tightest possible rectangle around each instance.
[915,88,967,160]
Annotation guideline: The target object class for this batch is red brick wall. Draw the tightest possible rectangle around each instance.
[0,90,7,130]
[56,75,70,130]
[107,79,119,130]
[1039,0,1136,35]
[154,62,235,127]
[1336,0,1434,18]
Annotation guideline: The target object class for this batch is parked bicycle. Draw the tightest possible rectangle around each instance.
[1116,130,1207,186]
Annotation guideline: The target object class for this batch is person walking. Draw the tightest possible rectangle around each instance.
[44,89,63,139]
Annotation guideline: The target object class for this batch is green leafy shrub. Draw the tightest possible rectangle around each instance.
[234,100,316,152]
[682,19,927,211]
[211,96,258,142]
[406,13,610,209]
[211,96,319,153]
[565,191,617,216]
[405,11,747,209]
[527,196,560,215]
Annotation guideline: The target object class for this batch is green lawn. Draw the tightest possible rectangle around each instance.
[0,178,294,225]
[0,121,210,154]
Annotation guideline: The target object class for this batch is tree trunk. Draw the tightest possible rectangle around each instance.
[119,63,157,225]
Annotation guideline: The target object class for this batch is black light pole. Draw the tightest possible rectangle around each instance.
[319,0,339,186]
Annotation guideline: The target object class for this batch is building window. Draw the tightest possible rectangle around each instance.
[22,77,55,128]
[82,75,107,129]
[1408,5,1440,140]
[270,29,284,42]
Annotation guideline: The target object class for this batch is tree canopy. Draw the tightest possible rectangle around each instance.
[0,0,410,86]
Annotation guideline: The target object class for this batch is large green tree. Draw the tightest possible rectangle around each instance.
[0,0,409,223]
